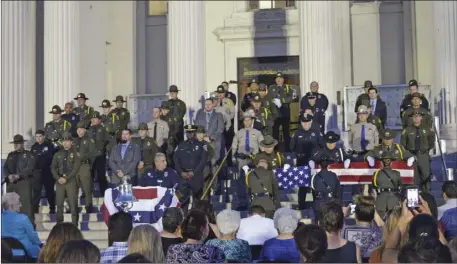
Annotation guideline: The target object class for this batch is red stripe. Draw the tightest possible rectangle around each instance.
[323,161,414,170]
[338,175,414,184]
[132,188,158,199]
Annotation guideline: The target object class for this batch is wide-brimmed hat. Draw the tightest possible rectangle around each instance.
[363,80,374,89]
[381,152,393,160]
[76,121,87,129]
[100,99,113,108]
[260,136,278,148]
[196,126,206,134]
[248,79,259,87]
[90,111,101,119]
[258,84,267,91]
[381,129,396,140]
[275,72,284,78]
[49,105,64,114]
[138,123,149,130]
[184,124,198,132]
[112,95,127,103]
[62,132,73,141]
[324,131,341,143]
[356,105,369,114]
[242,110,255,119]
[408,79,418,87]
[10,134,26,144]
[216,85,226,93]
[161,101,171,109]
[169,85,180,93]
[409,110,425,117]
[251,95,261,102]
[74,93,89,100]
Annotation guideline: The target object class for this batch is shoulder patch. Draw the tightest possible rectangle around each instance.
[90,139,95,143]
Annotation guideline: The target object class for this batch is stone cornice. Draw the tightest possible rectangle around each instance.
[213,24,299,41]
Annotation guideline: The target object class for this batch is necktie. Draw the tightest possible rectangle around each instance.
[153,122,157,140]
[245,130,250,153]
[220,101,223,107]
[63,150,69,173]
[92,127,97,139]
[121,144,127,159]
[361,124,367,151]
[415,128,421,151]
[140,139,144,161]
[371,100,375,114]
[206,113,211,130]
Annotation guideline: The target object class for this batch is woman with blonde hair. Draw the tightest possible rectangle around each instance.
[128,224,165,263]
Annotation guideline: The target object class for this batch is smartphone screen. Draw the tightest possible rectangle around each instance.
[407,188,420,208]
[350,204,356,214]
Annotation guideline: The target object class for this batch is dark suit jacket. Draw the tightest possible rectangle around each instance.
[372,99,387,125]
[109,142,141,184]
[194,110,224,141]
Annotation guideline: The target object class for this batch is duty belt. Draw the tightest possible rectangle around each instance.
[81,160,91,164]
[411,150,427,155]
[234,153,251,160]
[182,169,194,172]
[251,193,271,199]
[376,188,400,194]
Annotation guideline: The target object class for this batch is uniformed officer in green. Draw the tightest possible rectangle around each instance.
[73,93,94,128]
[354,80,374,112]
[247,95,274,136]
[44,105,72,150]
[100,99,120,154]
[245,158,281,218]
[133,123,160,180]
[195,126,215,191]
[258,83,280,121]
[51,132,81,225]
[232,111,264,168]
[111,95,130,132]
[168,85,187,143]
[3,134,36,223]
[160,101,180,166]
[88,111,109,196]
[372,153,403,218]
[400,79,430,118]
[402,93,433,129]
[401,110,435,192]
[252,136,286,170]
[74,121,96,212]
[365,129,415,166]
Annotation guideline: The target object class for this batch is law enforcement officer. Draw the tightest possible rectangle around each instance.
[168,85,187,143]
[215,85,236,155]
[51,132,81,225]
[139,152,179,188]
[196,126,214,182]
[372,153,403,218]
[173,125,208,212]
[348,105,379,161]
[269,72,295,151]
[310,131,351,168]
[100,99,120,154]
[354,80,374,112]
[245,158,281,218]
[247,95,274,136]
[147,106,170,148]
[365,129,415,166]
[311,156,341,217]
[3,135,36,223]
[88,111,109,196]
[400,79,429,118]
[241,79,260,112]
[74,121,96,212]
[258,83,280,121]
[252,135,286,170]
[221,81,237,105]
[300,81,329,113]
[133,123,160,181]
[401,110,435,192]
[301,92,326,134]
[363,104,384,134]
[160,101,179,167]
[402,93,433,129]
[73,93,94,128]
[232,111,264,169]
[31,130,56,214]
[44,105,72,150]
[111,95,130,132]
[62,102,80,138]
[290,113,325,209]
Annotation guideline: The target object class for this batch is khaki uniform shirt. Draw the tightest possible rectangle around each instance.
[51,147,81,181]
[147,119,170,147]
[215,97,235,131]
[349,122,379,152]
[232,128,264,155]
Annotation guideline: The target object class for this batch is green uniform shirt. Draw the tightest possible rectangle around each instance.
[246,167,281,211]
[72,105,94,126]
[101,112,120,135]
[168,98,186,123]
[44,119,72,147]
[354,93,370,112]
[259,93,280,120]
[252,151,285,170]
[4,150,36,180]
[247,106,274,136]
[161,114,180,139]
[88,124,109,156]
[51,147,81,181]
[268,84,294,104]
[73,135,96,163]
[111,107,130,131]
[373,168,402,189]
[365,143,413,161]
[132,136,160,166]
[401,125,435,152]
[402,107,433,129]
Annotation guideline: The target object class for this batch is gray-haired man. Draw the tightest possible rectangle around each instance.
[138,153,179,188]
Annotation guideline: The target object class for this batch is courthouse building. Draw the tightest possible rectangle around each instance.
[1,0,456,156]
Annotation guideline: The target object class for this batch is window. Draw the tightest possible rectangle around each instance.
[248,0,296,10]
[148,0,167,16]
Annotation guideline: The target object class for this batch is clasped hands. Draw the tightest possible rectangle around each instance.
[181,171,194,180]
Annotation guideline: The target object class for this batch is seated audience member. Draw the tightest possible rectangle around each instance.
[193,200,221,241]
[117,253,152,263]
[236,205,278,246]
[1,192,41,259]
[294,223,328,263]
[319,202,361,263]
[56,240,100,263]
[1,240,13,263]
[206,209,252,262]
[438,181,457,220]
[101,212,133,263]
[37,222,84,263]
[166,209,225,263]
[161,208,185,256]
[342,196,382,261]
[449,238,457,263]
[397,238,452,263]
[258,208,301,263]
[128,225,164,263]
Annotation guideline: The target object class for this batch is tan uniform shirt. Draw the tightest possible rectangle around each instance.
[232,128,264,155]
[147,119,170,147]
[349,122,379,152]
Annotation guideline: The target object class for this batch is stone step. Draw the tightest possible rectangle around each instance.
[38,206,102,214]
[38,230,108,242]
[36,221,107,232]
[35,213,104,223]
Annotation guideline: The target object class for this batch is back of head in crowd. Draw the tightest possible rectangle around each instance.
[128,224,164,263]
[56,240,100,263]
[443,181,457,200]
[294,224,328,263]
[318,201,344,233]
[420,192,438,219]
[117,253,152,263]
[397,238,452,263]
[192,200,216,224]
[162,207,185,234]
[108,212,133,244]
[249,205,266,216]
[181,209,209,241]
[354,195,375,223]
[408,214,439,241]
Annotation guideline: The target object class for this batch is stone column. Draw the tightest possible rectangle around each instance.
[434,1,457,152]
[44,1,80,120]
[168,1,205,124]
[298,1,348,131]
[1,1,36,154]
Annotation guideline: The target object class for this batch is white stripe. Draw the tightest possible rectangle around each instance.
[103,189,119,215]
[315,168,414,177]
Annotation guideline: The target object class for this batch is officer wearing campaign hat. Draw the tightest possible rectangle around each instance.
[61,102,81,138]
[310,131,352,169]
[269,72,295,152]
[167,85,187,144]
[365,129,414,166]
[88,111,109,195]
[402,94,433,129]
[99,99,120,152]
[173,124,209,211]
[232,111,265,169]
[133,123,160,181]
[160,100,180,151]
[348,105,379,160]
[359,102,384,135]
[44,105,72,149]
[354,80,376,113]
[4,134,36,222]
[311,155,341,217]
[246,95,274,136]
[301,81,329,117]
[372,152,403,218]
[51,131,81,225]
[241,79,260,112]
[110,95,130,132]
[73,93,94,127]
[401,109,435,193]
[301,92,326,134]
[257,83,280,121]
[400,79,430,118]
[252,135,286,171]
[214,85,236,157]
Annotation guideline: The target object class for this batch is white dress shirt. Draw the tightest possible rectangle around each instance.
[438,198,457,220]
[236,215,278,245]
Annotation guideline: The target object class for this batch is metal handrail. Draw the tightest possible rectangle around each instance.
[433,117,448,174]
[200,147,232,200]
